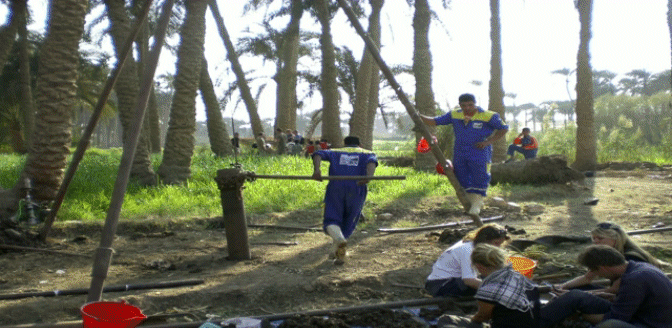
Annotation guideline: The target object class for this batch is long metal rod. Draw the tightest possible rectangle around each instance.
[38,0,154,241]
[377,215,504,233]
[0,279,203,301]
[87,0,174,303]
[251,174,405,180]
[335,0,476,224]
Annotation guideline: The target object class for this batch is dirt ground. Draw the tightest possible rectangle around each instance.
[1,163,672,326]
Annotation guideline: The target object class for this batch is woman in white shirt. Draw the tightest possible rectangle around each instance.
[425,223,510,297]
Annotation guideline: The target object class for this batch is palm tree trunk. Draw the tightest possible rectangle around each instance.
[413,0,437,170]
[364,6,382,151]
[208,0,264,137]
[489,0,507,163]
[15,0,33,153]
[314,0,343,147]
[20,0,88,202]
[572,0,596,171]
[200,56,234,157]
[0,4,18,71]
[158,0,207,184]
[349,0,380,149]
[275,0,303,132]
[104,0,156,185]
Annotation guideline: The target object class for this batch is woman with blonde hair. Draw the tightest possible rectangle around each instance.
[557,221,663,293]
[425,223,510,297]
[470,244,536,328]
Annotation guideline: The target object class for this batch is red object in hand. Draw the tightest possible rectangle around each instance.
[417,137,431,153]
[436,160,453,175]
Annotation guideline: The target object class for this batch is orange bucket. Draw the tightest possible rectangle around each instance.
[81,301,146,328]
[508,256,537,279]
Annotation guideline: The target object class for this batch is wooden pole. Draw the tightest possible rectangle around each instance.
[251,174,405,180]
[86,0,174,303]
[335,0,479,226]
[215,169,252,260]
[378,216,504,233]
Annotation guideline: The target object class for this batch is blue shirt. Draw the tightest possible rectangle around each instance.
[313,146,378,179]
[434,107,508,158]
[604,261,672,328]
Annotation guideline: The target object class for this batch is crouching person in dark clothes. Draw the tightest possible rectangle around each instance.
[540,245,672,328]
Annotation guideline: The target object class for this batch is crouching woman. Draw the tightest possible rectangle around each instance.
[470,244,537,328]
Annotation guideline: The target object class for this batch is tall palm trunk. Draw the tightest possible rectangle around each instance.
[16,0,33,152]
[572,0,596,171]
[314,0,343,147]
[275,0,304,132]
[158,0,207,184]
[104,0,156,185]
[0,5,18,71]
[20,0,88,202]
[349,0,383,150]
[668,0,672,92]
[413,0,436,170]
[200,56,233,157]
[208,0,264,137]
[364,1,383,150]
[488,0,506,163]
[134,2,162,153]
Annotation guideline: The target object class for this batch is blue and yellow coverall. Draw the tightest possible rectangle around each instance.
[434,108,509,196]
[312,147,378,238]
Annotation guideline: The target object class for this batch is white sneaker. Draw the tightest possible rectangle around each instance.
[334,241,347,265]
[468,194,484,216]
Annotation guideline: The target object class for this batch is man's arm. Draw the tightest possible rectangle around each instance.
[312,155,323,181]
[357,161,377,185]
[476,129,508,149]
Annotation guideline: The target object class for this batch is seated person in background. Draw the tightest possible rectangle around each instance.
[304,140,316,158]
[505,128,538,163]
[540,245,672,328]
[319,138,330,150]
[255,132,271,154]
[293,130,303,144]
[556,221,664,296]
[470,244,536,328]
[425,224,510,297]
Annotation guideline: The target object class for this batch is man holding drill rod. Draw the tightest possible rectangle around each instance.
[312,136,377,265]
[420,93,508,217]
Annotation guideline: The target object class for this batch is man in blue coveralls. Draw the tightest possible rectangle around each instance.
[419,93,508,217]
[312,136,377,265]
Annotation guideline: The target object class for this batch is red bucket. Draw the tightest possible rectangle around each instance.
[417,137,431,153]
[81,301,146,328]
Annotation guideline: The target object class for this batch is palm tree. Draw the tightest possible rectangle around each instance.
[572,0,596,171]
[104,0,157,186]
[208,0,264,138]
[275,0,305,133]
[551,67,576,106]
[504,92,518,126]
[349,0,383,150]
[488,0,506,163]
[15,0,33,151]
[17,0,89,203]
[157,0,207,184]
[669,0,672,92]
[0,1,18,71]
[412,0,437,169]
[592,69,617,97]
[313,0,343,147]
[200,55,234,157]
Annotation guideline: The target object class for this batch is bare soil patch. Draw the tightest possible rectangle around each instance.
[1,166,672,326]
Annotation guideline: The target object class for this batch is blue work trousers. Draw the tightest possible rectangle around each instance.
[507,145,538,159]
[322,181,367,239]
[453,153,490,196]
